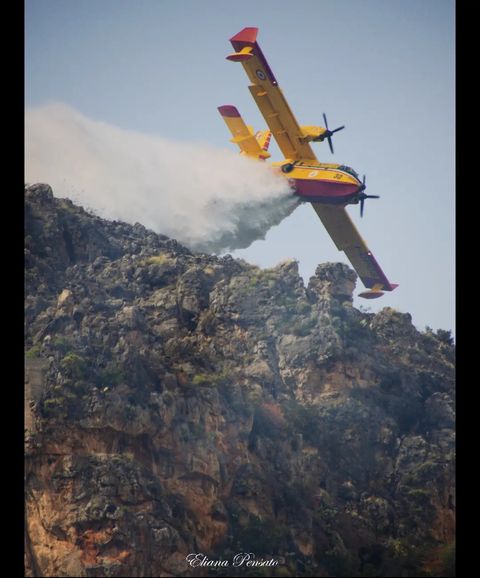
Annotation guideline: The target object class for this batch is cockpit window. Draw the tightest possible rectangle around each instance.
[338,165,359,178]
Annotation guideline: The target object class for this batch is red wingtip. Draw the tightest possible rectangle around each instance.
[229,27,258,44]
[217,105,240,118]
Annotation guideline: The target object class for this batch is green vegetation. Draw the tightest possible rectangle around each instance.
[58,199,79,214]
[173,418,205,442]
[290,316,317,337]
[98,363,125,387]
[219,382,252,418]
[233,267,283,297]
[60,353,88,380]
[188,421,205,438]
[52,335,71,354]
[249,267,278,285]
[124,404,136,421]
[405,461,442,484]
[404,488,431,502]
[207,431,218,444]
[435,543,455,577]
[25,344,41,359]
[323,550,358,577]
[43,397,65,410]
[41,371,92,419]
[436,329,454,346]
[295,301,312,315]
[270,295,314,335]
[378,368,403,392]
[41,396,68,419]
[144,253,175,266]
[231,513,290,555]
[191,373,211,386]
[399,485,435,521]
[283,400,322,446]
[191,368,231,387]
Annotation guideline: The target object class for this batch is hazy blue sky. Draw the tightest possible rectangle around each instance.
[25,0,455,334]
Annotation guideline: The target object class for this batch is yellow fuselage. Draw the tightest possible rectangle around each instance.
[271,160,362,205]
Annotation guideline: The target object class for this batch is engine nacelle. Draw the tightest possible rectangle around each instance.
[299,125,327,142]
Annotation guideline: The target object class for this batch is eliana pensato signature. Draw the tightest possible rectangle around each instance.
[186,552,279,568]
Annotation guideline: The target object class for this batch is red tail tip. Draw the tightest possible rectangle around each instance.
[217,105,240,118]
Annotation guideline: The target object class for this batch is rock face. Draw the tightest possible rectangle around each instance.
[25,184,455,577]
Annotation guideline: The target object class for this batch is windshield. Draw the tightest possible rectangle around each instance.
[338,165,359,178]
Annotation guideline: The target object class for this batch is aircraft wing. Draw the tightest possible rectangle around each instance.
[311,203,398,291]
[227,27,318,162]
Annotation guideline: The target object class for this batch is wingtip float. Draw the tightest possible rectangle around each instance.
[219,27,398,298]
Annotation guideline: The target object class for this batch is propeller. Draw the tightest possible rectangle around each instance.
[357,175,380,217]
[314,113,345,154]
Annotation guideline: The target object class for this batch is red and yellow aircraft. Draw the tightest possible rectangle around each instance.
[218,27,397,299]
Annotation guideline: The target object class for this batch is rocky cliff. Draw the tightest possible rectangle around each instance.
[25,184,455,577]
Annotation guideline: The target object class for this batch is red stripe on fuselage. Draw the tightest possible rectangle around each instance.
[292,178,359,204]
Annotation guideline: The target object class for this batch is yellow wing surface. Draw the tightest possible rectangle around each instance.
[217,105,271,159]
[224,27,398,295]
[312,204,398,291]
[226,27,318,162]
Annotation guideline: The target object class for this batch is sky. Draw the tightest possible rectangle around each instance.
[25,0,455,334]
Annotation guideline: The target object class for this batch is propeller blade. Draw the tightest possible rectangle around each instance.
[357,175,380,217]
[321,113,344,154]
[327,136,334,154]
[322,112,329,130]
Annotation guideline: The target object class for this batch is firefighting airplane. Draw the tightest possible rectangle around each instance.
[218,27,397,299]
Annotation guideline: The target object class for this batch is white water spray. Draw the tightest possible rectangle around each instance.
[25,103,299,252]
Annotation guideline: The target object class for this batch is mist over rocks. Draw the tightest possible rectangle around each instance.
[25,184,455,577]
[25,103,299,254]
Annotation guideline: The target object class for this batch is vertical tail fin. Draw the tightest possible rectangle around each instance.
[218,105,271,160]
[255,130,272,154]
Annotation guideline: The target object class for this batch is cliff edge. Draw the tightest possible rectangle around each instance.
[25,184,455,577]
